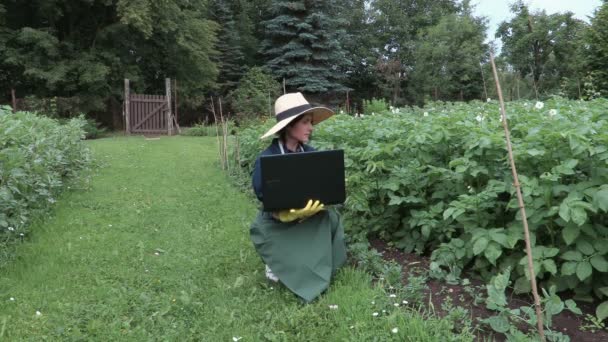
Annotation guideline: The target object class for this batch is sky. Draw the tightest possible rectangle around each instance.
[471,0,603,48]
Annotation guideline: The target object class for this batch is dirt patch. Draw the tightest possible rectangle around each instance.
[369,238,608,341]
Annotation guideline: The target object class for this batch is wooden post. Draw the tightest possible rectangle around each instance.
[11,88,17,113]
[174,79,178,124]
[490,51,546,342]
[124,79,130,135]
[283,78,286,94]
[219,98,229,171]
[166,78,173,136]
[346,90,350,113]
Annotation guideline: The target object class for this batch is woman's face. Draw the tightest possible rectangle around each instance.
[286,114,313,143]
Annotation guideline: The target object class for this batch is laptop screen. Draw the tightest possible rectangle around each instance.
[260,150,346,211]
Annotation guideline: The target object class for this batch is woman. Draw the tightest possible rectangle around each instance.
[250,92,347,303]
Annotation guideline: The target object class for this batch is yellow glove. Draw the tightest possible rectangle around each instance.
[274,200,325,223]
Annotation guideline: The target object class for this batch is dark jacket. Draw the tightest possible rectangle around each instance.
[252,138,316,202]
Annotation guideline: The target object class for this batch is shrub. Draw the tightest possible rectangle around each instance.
[362,97,389,114]
[229,67,281,118]
[182,123,217,136]
[0,106,92,264]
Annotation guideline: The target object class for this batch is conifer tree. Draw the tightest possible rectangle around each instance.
[261,0,350,94]
[209,0,246,95]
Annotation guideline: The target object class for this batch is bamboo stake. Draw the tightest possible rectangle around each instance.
[219,97,229,171]
[235,133,240,168]
[210,96,225,170]
[490,51,546,342]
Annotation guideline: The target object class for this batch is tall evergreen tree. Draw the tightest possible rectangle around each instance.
[261,0,350,94]
[209,0,246,95]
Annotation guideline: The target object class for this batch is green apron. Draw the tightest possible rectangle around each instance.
[250,208,347,302]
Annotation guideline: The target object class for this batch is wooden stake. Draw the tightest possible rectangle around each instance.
[166,78,173,136]
[174,79,178,124]
[11,88,17,113]
[490,51,546,342]
[235,134,240,167]
[210,97,225,170]
[124,79,130,135]
[283,78,286,94]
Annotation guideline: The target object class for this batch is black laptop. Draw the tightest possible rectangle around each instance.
[260,150,346,211]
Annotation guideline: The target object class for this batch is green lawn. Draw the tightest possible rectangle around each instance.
[0,136,475,341]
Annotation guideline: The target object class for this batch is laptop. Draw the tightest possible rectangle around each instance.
[260,149,346,211]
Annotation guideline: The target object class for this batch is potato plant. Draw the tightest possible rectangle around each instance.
[235,97,608,311]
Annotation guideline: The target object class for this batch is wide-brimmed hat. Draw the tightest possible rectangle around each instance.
[260,92,334,139]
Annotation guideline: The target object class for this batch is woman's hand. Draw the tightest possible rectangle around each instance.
[273,200,325,222]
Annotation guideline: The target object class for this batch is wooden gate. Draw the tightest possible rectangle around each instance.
[124,78,178,135]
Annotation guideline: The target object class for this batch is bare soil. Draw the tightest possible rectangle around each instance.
[369,238,608,342]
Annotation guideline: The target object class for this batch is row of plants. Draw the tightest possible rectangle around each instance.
[0,106,92,266]
[232,97,608,323]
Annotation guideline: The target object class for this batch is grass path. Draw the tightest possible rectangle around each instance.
[0,136,473,341]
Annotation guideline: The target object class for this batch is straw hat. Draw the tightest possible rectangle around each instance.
[260,92,334,139]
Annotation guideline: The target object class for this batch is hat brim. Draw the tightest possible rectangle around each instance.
[260,107,334,139]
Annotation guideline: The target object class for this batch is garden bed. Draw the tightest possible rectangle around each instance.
[370,237,608,341]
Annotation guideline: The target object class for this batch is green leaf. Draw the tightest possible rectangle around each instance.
[562,224,580,245]
[576,261,593,281]
[577,240,595,255]
[565,299,582,315]
[484,315,510,333]
[559,202,571,222]
[484,243,502,265]
[443,207,455,220]
[545,295,564,315]
[543,248,559,258]
[570,207,588,226]
[594,189,608,212]
[473,237,489,255]
[590,255,608,272]
[490,231,509,248]
[421,225,431,238]
[561,250,583,261]
[597,301,608,322]
[526,148,545,156]
[514,276,531,294]
[561,261,578,276]
[543,259,558,275]
[599,287,608,298]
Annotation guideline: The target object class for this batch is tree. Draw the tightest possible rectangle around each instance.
[0,0,218,125]
[209,0,246,95]
[367,0,460,104]
[583,2,608,95]
[261,0,351,94]
[411,10,488,102]
[496,1,587,97]
[229,66,281,118]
